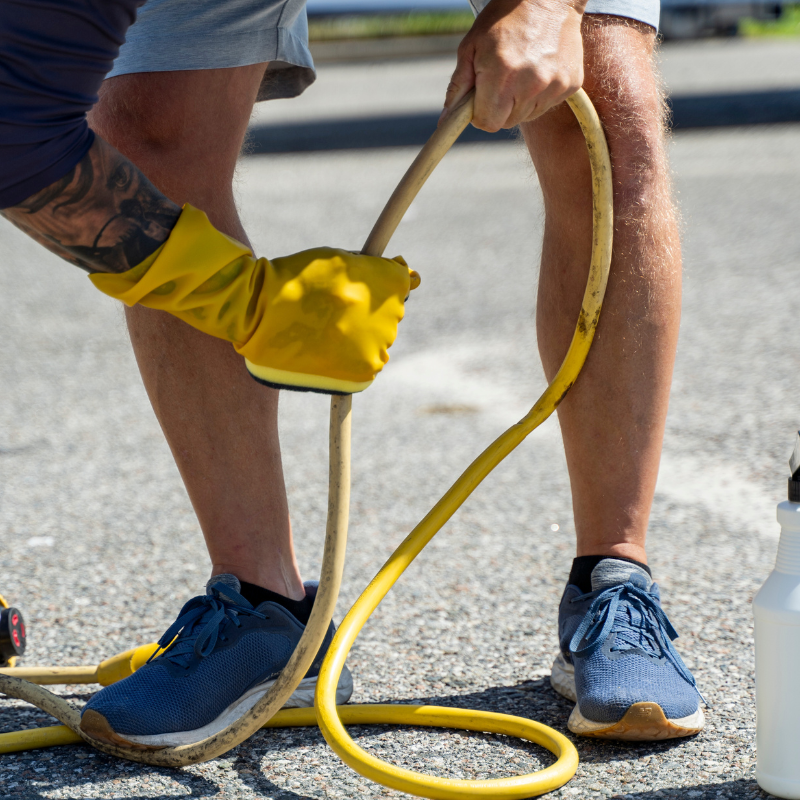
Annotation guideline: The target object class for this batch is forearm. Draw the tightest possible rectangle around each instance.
[2,136,180,274]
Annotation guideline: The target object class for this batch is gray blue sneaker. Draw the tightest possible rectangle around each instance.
[550,558,704,740]
[80,575,353,748]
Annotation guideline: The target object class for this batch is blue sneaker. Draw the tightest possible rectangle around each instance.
[80,575,352,748]
[550,558,704,740]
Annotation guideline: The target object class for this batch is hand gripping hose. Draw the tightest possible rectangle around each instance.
[0,88,612,798]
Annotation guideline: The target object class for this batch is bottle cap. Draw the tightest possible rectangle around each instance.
[789,431,800,502]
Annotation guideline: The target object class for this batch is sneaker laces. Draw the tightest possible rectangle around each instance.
[568,581,700,695]
[148,582,267,668]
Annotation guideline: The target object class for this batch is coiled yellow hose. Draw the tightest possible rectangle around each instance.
[0,87,612,798]
[315,87,612,799]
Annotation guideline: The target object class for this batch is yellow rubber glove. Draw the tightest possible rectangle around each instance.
[90,205,419,394]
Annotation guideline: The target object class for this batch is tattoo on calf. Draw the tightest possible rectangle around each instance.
[1,137,181,274]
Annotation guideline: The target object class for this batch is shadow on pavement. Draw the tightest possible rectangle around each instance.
[245,88,800,154]
[613,777,766,799]
[0,679,745,799]
[670,87,800,128]
[246,111,516,153]
[370,678,697,763]
[0,763,223,800]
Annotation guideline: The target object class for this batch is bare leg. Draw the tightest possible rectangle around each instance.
[88,67,305,599]
[522,17,681,564]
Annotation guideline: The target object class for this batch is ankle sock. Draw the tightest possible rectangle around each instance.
[568,555,651,594]
[239,581,314,625]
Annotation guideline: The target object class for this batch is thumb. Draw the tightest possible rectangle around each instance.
[440,45,476,126]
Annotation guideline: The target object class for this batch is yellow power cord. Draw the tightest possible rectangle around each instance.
[0,87,613,799]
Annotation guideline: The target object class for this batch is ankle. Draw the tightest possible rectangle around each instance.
[569,554,651,593]
[575,544,648,565]
[210,563,305,601]
[238,581,314,624]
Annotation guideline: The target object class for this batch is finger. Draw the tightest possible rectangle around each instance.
[471,68,515,132]
[503,88,552,128]
[503,71,583,128]
[440,43,477,126]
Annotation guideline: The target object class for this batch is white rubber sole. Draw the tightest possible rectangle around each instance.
[118,666,354,747]
[550,652,577,702]
[550,653,704,741]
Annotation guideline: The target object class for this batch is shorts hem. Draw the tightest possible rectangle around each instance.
[584,6,660,30]
[108,26,314,76]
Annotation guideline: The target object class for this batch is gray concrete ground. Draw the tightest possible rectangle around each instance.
[248,37,800,126]
[1,36,800,800]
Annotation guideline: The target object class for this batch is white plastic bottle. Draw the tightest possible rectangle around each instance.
[754,434,800,799]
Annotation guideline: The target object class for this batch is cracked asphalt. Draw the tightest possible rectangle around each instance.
[1,36,799,800]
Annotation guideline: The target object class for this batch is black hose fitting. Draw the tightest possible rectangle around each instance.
[0,606,26,666]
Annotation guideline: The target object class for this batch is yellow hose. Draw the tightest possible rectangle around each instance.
[314,87,612,799]
[0,88,613,798]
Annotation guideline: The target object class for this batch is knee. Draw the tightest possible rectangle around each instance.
[581,22,671,218]
[87,73,241,204]
[89,74,186,158]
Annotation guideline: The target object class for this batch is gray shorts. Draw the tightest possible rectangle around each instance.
[110,0,660,102]
[108,0,315,101]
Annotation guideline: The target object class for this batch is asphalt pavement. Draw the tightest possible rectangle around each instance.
[1,35,799,800]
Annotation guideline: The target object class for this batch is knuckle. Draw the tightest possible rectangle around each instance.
[551,76,572,98]
[561,70,583,96]
[496,55,526,77]
[472,115,501,133]
[456,37,476,61]
[533,68,557,89]
[445,79,460,96]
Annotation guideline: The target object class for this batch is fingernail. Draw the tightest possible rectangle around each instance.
[438,108,448,125]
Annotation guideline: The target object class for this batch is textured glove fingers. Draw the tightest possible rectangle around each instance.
[242,248,418,395]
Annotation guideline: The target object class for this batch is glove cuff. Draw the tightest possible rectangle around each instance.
[89,205,252,306]
[244,359,373,395]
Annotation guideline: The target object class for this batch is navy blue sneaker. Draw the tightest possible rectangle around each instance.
[550,558,704,740]
[80,575,352,748]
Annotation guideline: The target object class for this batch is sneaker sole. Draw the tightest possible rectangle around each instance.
[550,653,704,741]
[80,667,354,749]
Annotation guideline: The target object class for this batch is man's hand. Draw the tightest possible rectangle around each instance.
[443,0,586,132]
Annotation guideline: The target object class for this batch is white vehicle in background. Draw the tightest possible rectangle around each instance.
[308,0,470,10]
[659,0,782,37]
[307,0,785,39]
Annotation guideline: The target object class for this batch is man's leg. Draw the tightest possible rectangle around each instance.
[81,67,353,747]
[523,18,701,740]
[88,67,305,601]
[523,16,680,564]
